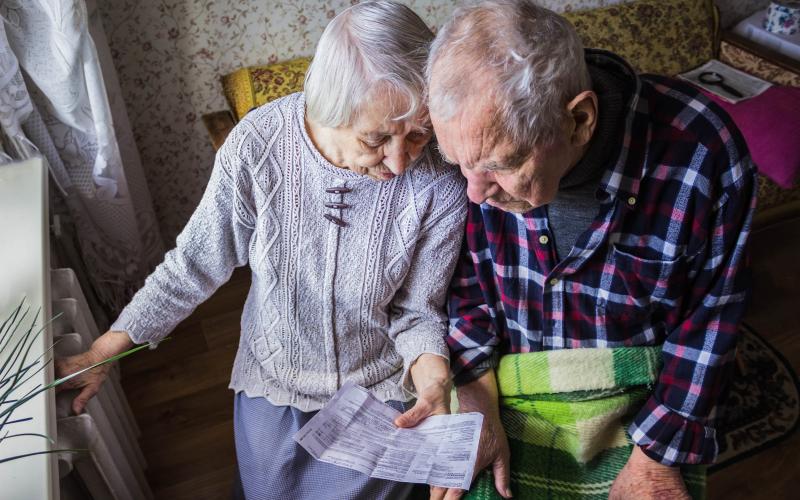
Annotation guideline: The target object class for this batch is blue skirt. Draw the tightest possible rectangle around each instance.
[233,391,415,500]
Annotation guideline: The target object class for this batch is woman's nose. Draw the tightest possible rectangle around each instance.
[383,141,411,175]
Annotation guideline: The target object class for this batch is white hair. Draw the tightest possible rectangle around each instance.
[427,0,591,159]
[304,0,433,128]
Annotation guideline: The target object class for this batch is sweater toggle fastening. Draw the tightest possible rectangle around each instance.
[324,202,350,209]
[323,213,347,226]
[325,186,351,226]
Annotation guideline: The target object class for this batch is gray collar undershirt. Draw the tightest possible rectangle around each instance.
[545,57,633,261]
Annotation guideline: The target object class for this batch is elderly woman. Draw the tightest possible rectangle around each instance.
[56,1,466,498]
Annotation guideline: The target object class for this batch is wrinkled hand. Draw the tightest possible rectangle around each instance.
[609,446,690,500]
[394,378,452,428]
[435,371,512,500]
[54,348,111,415]
[393,353,453,499]
[434,405,512,500]
[54,330,133,415]
[394,353,453,427]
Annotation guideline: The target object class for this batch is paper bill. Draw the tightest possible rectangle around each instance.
[293,382,483,490]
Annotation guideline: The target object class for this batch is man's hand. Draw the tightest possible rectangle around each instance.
[433,370,513,500]
[54,330,133,415]
[394,353,453,499]
[609,445,690,500]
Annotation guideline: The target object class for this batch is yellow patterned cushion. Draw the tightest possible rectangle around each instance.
[222,57,311,121]
[564,0,717,76]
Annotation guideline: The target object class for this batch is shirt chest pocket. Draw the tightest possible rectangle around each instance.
[595,245,692,339]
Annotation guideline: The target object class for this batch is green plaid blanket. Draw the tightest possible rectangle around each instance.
[465,347,706,499]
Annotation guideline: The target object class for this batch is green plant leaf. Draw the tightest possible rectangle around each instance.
[0,448,88,465]
[0,342,152,422]
[0,299,152,468]
[0,298,26,348]
[0,306,36,383]
[2,417,32,425]
[0,431,55,445]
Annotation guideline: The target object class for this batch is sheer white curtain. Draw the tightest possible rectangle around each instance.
[0,0,164,324]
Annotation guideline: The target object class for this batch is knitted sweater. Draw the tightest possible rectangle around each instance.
[112,93,467,411]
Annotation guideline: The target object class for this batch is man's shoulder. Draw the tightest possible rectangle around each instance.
[639,75,746,158]
[637,75,754,193]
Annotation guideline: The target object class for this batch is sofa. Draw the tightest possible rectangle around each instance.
[202,0,800,229]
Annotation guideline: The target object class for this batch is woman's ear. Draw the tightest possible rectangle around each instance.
[565,90,598,148]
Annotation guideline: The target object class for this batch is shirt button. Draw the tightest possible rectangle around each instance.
[549,278,559,286]
[627,196,637,206]
[539,235,549,245]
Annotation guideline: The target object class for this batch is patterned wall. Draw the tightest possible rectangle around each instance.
[96,0,762,243]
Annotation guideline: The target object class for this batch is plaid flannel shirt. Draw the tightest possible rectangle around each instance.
[447,67,757,466]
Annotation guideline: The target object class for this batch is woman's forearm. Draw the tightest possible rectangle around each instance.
[92,330,136,359]
[409,352,451,392]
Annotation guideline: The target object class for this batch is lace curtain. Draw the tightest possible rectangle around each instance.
[0,0,164,325]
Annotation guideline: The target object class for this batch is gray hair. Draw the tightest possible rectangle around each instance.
[304,0,433,128]
[427,0,591,159]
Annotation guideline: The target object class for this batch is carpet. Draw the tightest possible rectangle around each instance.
[710,322,800,472]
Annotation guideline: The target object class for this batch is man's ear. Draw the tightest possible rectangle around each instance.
[565,90,598,148]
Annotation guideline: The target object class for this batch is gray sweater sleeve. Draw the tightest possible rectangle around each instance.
[111,125,256,345]
[389,170,468,391]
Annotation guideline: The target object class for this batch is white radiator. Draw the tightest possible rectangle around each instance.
[0,158,152,499]
[0,158,58,499]
[51,268,153,500]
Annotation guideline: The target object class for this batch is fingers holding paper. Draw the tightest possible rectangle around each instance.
[395,353,453,428]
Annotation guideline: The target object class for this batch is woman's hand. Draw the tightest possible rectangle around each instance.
[54,330,134,415]
[394,353,452,428]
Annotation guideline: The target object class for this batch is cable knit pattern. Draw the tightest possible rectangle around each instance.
[112,93,467,411]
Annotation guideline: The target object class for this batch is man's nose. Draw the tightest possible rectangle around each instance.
[463,170,493,204]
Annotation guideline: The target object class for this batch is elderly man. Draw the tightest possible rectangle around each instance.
[428,1,756,499]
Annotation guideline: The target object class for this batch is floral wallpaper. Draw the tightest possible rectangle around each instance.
[96,0,761,243]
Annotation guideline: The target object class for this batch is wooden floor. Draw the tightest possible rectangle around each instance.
[702,216,800,500]
[120,217,800,500]
[120,269,249,499]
